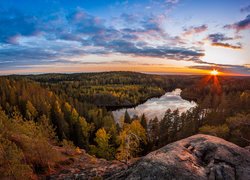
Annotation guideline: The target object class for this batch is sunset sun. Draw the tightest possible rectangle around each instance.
[210,69,219,76]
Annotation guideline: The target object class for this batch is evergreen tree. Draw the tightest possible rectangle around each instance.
[171,109,180,141]
[159,109,173,145]
[148,117,159,149]
[75,116,91,149]
[140,113,148,130]
[51,101,69,139]
[124,110,131,124]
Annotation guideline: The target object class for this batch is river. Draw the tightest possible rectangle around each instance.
[112,89,196,122]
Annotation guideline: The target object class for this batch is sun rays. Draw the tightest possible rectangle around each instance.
[210,69,219,76]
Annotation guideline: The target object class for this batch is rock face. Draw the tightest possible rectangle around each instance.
[110,134,250,180]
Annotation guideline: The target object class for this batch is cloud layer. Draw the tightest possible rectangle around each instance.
[225,14,250,31]
[183,25,207,36]
[0,7,207,69]
[207,33,242,49]
[189,64,250,75]
[0,0,249,75]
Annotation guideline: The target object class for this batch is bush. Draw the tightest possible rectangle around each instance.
[0,109,62,177]
[199,124,229,138]
[0,138,32,179]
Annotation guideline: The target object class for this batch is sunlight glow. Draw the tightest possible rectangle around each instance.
[210,69,219,76]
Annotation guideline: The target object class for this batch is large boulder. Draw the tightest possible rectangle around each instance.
[109,134,250,180]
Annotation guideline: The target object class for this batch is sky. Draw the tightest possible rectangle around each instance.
[0,0,250,75]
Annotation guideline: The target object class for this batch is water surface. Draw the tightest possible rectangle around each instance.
[112,89,196,122]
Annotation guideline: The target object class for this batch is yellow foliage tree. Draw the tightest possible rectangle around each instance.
[116,120,147,163]
[25,101,38,120]
[90,128,114,160]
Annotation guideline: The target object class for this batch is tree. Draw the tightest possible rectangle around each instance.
[148,117,159,149]
[90,128,114,160]
[75,117,91,149]
[108,124,119,147]
[0,109,61,177]
[25,101,37,120]
[51,100,69,139]
[199,124,229,139]
[159,109,173,145]
[140,114,147,130]
[226,113,250,146]
[171,109,180,141]
[0,138,32,179]
[116,120,146,163]
[124,110,131,124]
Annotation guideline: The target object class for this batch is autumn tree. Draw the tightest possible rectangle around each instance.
[116,120,146,163]
[0,108,61,177]
[90,128,114,160]
[25,100,38,120]
[75,116,92,149]
[0,138,32,179]
[51,100,69,139]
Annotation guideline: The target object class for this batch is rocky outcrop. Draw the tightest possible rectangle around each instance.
[110,134,250,180]
[47,148,136,180]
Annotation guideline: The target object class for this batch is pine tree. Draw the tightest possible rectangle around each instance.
[140,113,147,130]
[51,100,69,139]
[124,110,131,124]
[148,117,159,148]
[159,109,173,145]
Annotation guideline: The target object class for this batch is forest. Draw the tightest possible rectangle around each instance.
[0,72,249,178]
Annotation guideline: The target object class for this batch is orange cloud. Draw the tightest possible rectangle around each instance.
[211,42,241,49]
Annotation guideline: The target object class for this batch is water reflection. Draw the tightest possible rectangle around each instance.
[112,89,196,122]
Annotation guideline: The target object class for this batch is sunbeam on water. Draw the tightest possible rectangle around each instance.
[112,89,197,122]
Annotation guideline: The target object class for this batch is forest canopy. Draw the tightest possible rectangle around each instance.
[0,72,249,177]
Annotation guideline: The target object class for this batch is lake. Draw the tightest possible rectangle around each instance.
[112,89,196,122]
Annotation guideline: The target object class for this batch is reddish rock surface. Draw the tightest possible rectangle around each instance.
[109,134,250,180]
[48,134,250,179]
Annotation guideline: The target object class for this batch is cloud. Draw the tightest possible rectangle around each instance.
[240,5,250,13]
[107,39,204,61]
[0,9,39,44]
[141,17,162,32]
[211,42,241,49]
[0,8,207,70]
[224,14,250,31]
[183,25,208,35]
[66,9,105,35]
[166,0,179,4]
[120,13,138,23]
[207,33,241,49]
[189,64,250,75]
[207,33,233,43]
